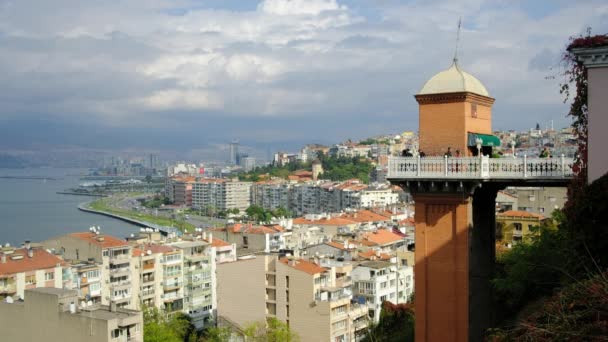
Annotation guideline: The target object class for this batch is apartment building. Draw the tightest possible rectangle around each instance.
[251,180,291,211]
[42,231,138,310]
[132,244,176,311]
[165,176,196,204]
[0,243,67,300]
[191,178,251,212]
[0,288,143,342]
[351,261,414,323]
[506,186,568,215]
[496,210,546,245]
[159,247,185,314]
[214,224,288,253]
[65,260,103,305]
[217,255,368,342]
[170,240,217,329]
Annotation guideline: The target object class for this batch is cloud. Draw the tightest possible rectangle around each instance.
[258,0,347,16]
[0,0,605,158]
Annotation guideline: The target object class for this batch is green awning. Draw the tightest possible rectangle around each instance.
[468,133,501,147]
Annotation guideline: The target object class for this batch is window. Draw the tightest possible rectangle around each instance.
[332,319,346,330]
[513,223,523,231]
[381,281,387,289]
[86,270,100,279]
[102,250,109,257]
[389,279,395,287]
[111,329,122,338]
[45,272,54,281]
[380,295,387,302]
[26,275,36,285]
[471,103,478,118]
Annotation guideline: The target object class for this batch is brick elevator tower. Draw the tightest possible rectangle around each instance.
[416,61,496,157]
[387,59,573,341]
[413,60,497,341]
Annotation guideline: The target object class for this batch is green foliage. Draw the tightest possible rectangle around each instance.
[239,154,374,184]
[245,205,291,223]
[493,221,569,317]
[143,307,196,342]
[492,173,608,331]
[363,302,414,342]
[141,195,170,209]
[239,161,311,181]
[489,271,608,341]
[243,318,299,342]
[359,138,390,145]
[316,154,374,183]
[200,327,232,342]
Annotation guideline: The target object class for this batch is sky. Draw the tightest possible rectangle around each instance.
[0,0,606,161]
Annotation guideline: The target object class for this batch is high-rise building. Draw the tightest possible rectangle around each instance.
[149,154,158,169]
[229,140,239,165]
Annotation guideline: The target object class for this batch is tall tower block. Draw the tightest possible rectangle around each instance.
[416,62,495,156]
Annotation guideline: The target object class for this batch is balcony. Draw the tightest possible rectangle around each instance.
[111,293,131,302]
[110,267,131,277]
[0,282,16,294]
[142,263,155,271]
[185,254,209,263]
[164,281,183,291]
[335,276,352,288]
[141,289,155,298]
[388,156,574,182]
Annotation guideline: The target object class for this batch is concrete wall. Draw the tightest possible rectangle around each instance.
[588,67,608,183]
[0,292,113,342]
[217,258,267,327]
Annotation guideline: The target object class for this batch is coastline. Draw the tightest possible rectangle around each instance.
[77,201,180,236]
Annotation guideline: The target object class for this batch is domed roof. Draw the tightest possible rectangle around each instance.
[418,61,489,97]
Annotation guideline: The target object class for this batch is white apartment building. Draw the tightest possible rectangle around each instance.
[169,240,217,330]
[351,261,414,323]
[217,255,369,342]
[191,178,251,212]
[65,261,103,305]
[42,231,138,310]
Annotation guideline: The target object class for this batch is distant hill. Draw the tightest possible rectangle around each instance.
[0,154,29,168]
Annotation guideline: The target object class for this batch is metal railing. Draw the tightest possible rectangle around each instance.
[388,155,574,180]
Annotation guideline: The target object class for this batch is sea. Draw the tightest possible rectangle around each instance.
[0,167,139,246]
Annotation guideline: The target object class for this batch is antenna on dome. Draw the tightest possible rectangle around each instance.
[453,17,462,65]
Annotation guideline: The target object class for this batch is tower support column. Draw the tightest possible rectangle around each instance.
[414,192,470,342]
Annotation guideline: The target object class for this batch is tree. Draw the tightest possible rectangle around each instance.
[145,175,153,183]
[363,302,414,342]
[143,307,190,342]
[243,318,299,342]
[200,326,232,342]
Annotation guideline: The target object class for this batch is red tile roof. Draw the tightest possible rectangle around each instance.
[205,237,231,248]
[343,210,391,223]
[229,223,285,235]
[293,217,357,226]
[358,250,392,261]
[363,229,404,245]
[0,248,67,275]
[325,241,350,251]
[69,232,129,248]
[280,258,326,275]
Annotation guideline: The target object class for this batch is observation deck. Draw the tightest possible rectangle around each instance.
[387,155,574,188]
